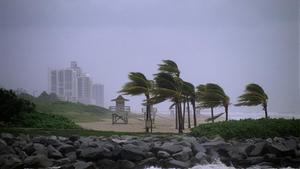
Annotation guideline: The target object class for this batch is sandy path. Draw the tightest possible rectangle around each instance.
[78,114,224,133]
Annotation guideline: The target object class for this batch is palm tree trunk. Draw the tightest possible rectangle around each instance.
[211,107,214,123]
[187,101,191,128]
[182,101,186,130]
[145,95,151,133]
[192,101,197,127]
[175,105,178,129]
[177,102,183,134]
[264,104,268,119]
[225,105,228,121]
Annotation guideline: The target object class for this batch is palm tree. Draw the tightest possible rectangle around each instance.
[205,83,230,121]
[120,72,153,133]
[182,81,196,128]
[196,84,222,123]
[153,72,184,133]
[236,83,269,118]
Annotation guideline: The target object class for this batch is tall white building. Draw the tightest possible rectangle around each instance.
[48,61,104,106]
[77,74,92,104]
[92,84,104,107]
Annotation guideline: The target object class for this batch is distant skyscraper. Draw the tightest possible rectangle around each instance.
[92,84,104,107]
[77,74,92,104]
[48,61,104,105]
[48,68,77,102]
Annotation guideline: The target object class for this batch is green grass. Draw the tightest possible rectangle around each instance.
[35,101,113,122]
[0,127,176,137]
[191,118,300,139]
[12,111,81,129]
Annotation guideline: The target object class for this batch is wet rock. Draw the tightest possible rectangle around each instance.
[79,147,106,160]
[191,142,206,154]
[117,160,136,169]
[48,145,63,159]
[73,161,95,169]
[159,143,183,154]
[58,144,75,155]
[32,136,61,147]
[121,144,146,161]
[249,142,267,156]
[97,159,117,169]
[167,159,191,168]
[157,151,170,159]
[24,154,52,168]
[195,152,206,161]
[1,133,14,145]
[137,157,158,167]
[0,154,22,169]
[267,138,297,156]
[173,147,193,162]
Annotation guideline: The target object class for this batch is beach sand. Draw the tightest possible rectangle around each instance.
[78,113,225,133]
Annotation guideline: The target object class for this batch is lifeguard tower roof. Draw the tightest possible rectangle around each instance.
[111,95,129,102]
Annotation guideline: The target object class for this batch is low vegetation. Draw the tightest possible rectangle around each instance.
[12,111,80,129]
[191,118,300,139]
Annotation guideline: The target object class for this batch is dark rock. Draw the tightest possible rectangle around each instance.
[32,136,61,147]
[267,138,297,156]
[195,152,206,161]
[191,142,206,154]
[121,144,146,161]
[54,158,71,166]
[0,154,22,169]
[0,139,14,155]
[14,147,27,160]
[172,147,192,162]
[137,157,157,167]
[69,135,80,142]
[73,161,95,169]
[117,160,135,169]
[1,133,14,145]
[24,154,52,168]
[66,151,77,162]
[97,159,117,169]
[159,143,183,154]
[48,145,63,159]
[24,143,48,155]
[58,144,75,155]
[157,151,170,159]
[238,156,264,166]
[79,147,105,160]
[167,159,190,168]
[249,142,267,156]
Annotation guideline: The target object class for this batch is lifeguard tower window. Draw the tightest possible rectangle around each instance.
[109,95,130,124]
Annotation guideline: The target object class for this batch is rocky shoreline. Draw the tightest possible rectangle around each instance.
[0,133,300,169]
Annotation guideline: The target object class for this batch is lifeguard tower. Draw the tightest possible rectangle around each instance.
[109,95,130,124]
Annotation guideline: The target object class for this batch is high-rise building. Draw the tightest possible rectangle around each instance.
[48,61,103,105]
[77,74,92,104]
[92,84,104,107]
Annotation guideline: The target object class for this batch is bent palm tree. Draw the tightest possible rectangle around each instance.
[196,84,222,123]
[235,83,269,118]
[153,72,184,133]
[119,72,153,133]
[205,83,230,121]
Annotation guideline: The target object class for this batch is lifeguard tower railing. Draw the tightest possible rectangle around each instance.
[109,106,130,124]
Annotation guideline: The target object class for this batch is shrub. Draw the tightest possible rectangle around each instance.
[191,118,300,139]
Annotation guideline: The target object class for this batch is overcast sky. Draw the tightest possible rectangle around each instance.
[0,0,299,114]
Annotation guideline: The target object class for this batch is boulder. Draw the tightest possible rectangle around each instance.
[137,157,158,167]
[249,142,267,156]
[54,158,71,166]
[157,151,170,159]
[159,143,183,154]
[79,147,106,160]
[267,139,297,156]
[191,142,206,154]
[23,143,48,156]
[58,144,75,155]
[23,154,52,168]
[195,152,206,161]
[48,145,63,159]
[73,161,95,169]
[0,139,14,155]
[1,133,14,145]
[120,144,146,161]
[32,136,61,147]
[117,160,136,169]
[97,159,117,169]
[0,154,22,169]
[66,151,77,162]
[173,147,193,162]
[167,159,191,168]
